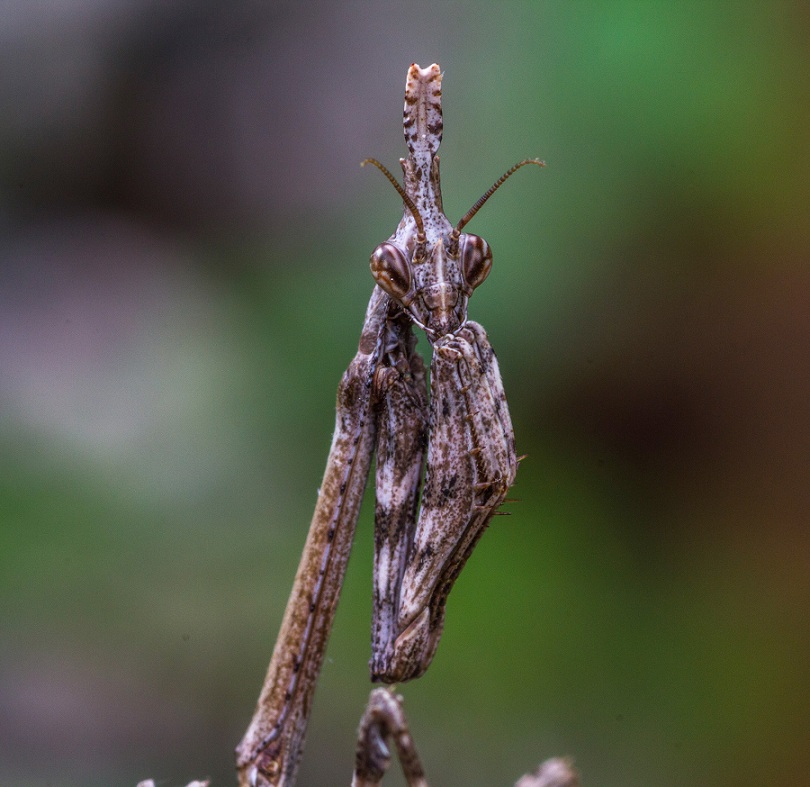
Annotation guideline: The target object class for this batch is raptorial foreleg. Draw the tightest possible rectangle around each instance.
[370,317,428,681]
[376,321,517,682]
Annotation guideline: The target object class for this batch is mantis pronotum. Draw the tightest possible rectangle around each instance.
[236,63,544,787]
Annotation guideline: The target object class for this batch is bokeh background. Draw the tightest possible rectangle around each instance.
[2,2,809,785]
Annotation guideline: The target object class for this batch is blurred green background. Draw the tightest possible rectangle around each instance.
[2,2,808,785]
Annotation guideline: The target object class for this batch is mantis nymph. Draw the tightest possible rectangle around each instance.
[237,63,543,787]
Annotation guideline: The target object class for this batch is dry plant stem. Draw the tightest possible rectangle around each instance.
[513,759,580,787]
[137,781,210,787]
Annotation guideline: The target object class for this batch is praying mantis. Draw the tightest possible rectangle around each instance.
[236,63,544,787]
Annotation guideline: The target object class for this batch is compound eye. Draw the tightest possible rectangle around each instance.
[459,234,492,290]
[370,242,411,300]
